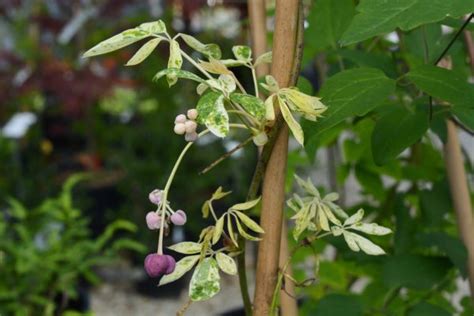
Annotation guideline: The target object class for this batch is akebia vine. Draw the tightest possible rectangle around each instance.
[84,19,390,310]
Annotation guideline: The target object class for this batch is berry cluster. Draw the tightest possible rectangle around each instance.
[143,189,188,278]
[174,108,199,142]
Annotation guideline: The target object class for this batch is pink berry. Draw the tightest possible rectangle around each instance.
[146,212,161,230]
[170,210,187,226]
[144,253,169,278]
[175,114,186,124]
[185,131,198,142]
[148,189,162,205]
[184,120,197,133]
[174,123,186,135]
[187,109,198,120]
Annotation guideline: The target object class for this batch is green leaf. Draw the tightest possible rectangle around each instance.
[407,302,451,316]
[452,106,474,131]
[196,92,229,137]
[304,68,395,139]
[233,211,264,234]
[382,254,452,290]
[153,68,205,84]
[230,197,261,211]
[304,0,354,53]
[167,40,183,86]
[189,258,220,301]
[340,0,474,45]
[180,34,221,59]
[215,253,237,275]
[232,45,252,62]
[371,105,429,165]
[407,65,474,130]
[126,38,161,66]
[83,28,149,57]
[230,93,265,121]
[406,65,474,106]
[417,232,467,277]
[419,179,452,227]
[159,255,200,286]
[168,242,202,254]
[307,294,363,316]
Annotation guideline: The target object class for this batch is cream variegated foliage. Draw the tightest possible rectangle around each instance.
[288,175,391,256]
[262,76,327,145]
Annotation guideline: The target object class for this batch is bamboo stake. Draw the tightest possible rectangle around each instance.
[253,1,301,314]
[438,57,474,301]
[444,120,474,299]
[248,0,270,78]
[248,1,299,314]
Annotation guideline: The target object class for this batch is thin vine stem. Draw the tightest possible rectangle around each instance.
[157,124,248,254]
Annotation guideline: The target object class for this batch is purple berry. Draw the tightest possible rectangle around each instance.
[170,210,187,226]
[148,189,162,205]
[164,255,176,274]
[144,253,169,277]
[146,211,161,230]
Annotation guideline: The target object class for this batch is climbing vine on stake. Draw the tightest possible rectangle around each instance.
[83,19,390,311]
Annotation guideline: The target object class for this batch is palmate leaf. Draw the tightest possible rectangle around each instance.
[406,65,474,130]
[340,0,474,45]
[303,68,395,142]
[371,104,429,165]
[304,0,354,55]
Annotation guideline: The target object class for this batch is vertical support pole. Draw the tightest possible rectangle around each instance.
[253,1,301,314]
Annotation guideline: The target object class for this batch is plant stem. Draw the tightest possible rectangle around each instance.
[199,136,253,174]
[434,14,473,65]
[251,66,260,98]
[156,124,247,254]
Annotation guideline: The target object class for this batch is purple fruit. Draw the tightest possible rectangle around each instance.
[144,253,169,278]
[164,255,176,274]
[148,189,162,205]
[170,210,187,226]
[145,212,161,230]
